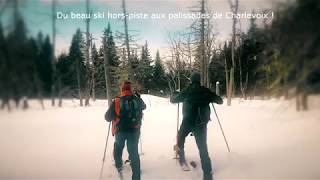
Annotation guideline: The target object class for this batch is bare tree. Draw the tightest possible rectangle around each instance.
[185,33,194,72]
[238,20,248,99]
[165,59,177,91]
[200,0,206,86]
[102,32,112,104]
[179,31,197,74]
[84,0,91,106]
[90,35,97,101]
[122,0,132,80]
[223,44,229,98]
[167,33,184,91]
[51,0,57,106]
[76,57,83,106]
[226,0,239,106]
[189,0,216,88]
[204,17,217,88]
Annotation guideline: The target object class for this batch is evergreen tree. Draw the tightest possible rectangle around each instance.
[6,17,29,104]
[136,41,153,92]
[236,19,265,98]
[209,51,226,95]
[94,24,120,98]
[56,53,72,95]
[26,37,46,108]
[0,22,10,109]
[91,43,99,100]
[69,29,86,105]
[105,24,120,97]
[151,50,166,95]
[93,46,106,98]
[36,34,53,96]
[0,23,6,87]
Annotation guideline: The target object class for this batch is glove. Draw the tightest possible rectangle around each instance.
[134,91,141,98]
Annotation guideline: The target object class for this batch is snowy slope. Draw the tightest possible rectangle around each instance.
[0,96,320,179]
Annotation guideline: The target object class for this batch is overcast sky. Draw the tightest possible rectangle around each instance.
[1,0,287,58]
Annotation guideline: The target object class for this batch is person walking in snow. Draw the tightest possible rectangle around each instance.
[105,81,146,180]
[170,72,223,180]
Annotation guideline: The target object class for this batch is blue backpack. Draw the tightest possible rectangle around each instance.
[118,95,142,129]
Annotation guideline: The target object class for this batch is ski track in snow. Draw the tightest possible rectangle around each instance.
[0,95,320,180]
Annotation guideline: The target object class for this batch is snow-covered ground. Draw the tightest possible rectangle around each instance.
[0,95,320,180]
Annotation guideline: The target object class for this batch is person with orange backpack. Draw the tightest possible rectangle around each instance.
[105,81,146,180]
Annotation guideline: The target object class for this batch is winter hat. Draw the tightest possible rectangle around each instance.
[121,81,132,92]
[190,72,201,83]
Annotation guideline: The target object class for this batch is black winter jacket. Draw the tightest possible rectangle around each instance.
[170,83,223,126]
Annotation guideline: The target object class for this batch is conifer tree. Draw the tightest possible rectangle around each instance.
[136,41,153,92]
[151,50,166,95]
[97,23,120,99]
[91,43,98,100]
[105,23,120,97]
[37,35,53,96]
[69,29,85,106]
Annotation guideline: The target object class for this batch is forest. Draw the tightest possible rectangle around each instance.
[0,0,319,111]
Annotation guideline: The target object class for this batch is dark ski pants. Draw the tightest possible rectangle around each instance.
[177,122,212,176]
[114,130,140,180]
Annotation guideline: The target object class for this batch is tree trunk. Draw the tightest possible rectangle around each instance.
[167,78,173,94]
[250,82,257,100]
[296,87,308,111]
[58,76,62,107]
[284,84,289,100]
[187,35,192,73]
[302,92,308,111]
[296,90,300,111]
[224,57,229,97]
[76,58,83,107]
[33,74,44,110]
[103,37,112,105]
[239,40,246,99]
[244,72,248,100]
[51,0,56,106]
[84,0,91,106]
[176,50,181,91]
[90,35,96,101]
[91,65,96,101]
[22,97,29,110]
[227,67,234,106]
[227,0,238,106]
[122,0,131,80]
[1,96,11,112]
[200,0,206,87]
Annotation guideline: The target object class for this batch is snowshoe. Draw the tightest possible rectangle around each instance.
[179,161,191,171]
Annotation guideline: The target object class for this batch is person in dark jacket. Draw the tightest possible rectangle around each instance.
[170,72,223,180]
[105,81,146,180]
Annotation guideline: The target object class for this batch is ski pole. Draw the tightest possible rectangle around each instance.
[211,103,231,152]
[174,103,180,162]
[177,103,180,139]
[99,122,111,179]
[140,117,144,155]
[140,134,143,155]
